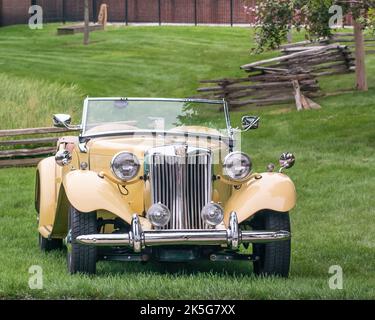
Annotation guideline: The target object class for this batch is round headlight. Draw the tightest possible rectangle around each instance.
[223,152,252,181]
[111,152,140,181]
[201,203,224,226]
[147,203,171,227]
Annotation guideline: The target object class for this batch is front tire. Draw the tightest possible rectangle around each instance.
[250,211,291,278]
[39,234,63,251]
[67,206,97,274]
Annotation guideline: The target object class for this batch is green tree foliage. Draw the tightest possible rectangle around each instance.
[245,0,375,53]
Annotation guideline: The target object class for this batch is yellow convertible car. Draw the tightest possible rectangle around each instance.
[35,98,296,276]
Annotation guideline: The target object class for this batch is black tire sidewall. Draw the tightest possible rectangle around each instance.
[67,205,97,274]
[252,211,291,277]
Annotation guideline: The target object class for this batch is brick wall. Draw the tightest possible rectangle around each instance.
[0,0,257,26]
[1,0,31,26]
[92,0,255,24]
[35,0,63,22]
[0,0,356,27]
[63,0,96,21]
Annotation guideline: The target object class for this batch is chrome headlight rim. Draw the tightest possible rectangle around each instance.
[110,151,140,181]
[223,151,252,182]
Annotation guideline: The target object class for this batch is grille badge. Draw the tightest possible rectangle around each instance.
[174,144,188,157]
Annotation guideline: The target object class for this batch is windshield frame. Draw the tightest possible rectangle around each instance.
[80,97,233,141]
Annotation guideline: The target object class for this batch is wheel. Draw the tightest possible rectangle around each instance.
[39,234,63,251]
[250,211,291,278]
[67,205,97,275]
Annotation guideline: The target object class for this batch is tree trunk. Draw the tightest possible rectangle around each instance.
[287,26,292,44]
[83,0,90,45]
[353,19,367,91]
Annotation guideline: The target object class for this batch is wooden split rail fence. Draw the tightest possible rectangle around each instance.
[197,44,355,110]
[0,127,76,168]
[198,72,321,109]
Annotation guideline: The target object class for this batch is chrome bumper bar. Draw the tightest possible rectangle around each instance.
[76,212,291,252]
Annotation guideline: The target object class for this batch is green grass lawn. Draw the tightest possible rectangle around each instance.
[0,24,375,299]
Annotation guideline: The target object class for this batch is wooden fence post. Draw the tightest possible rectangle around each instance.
[83,0,90,45]
[353,19,368,91]
[287,27,292,43]
[292,80,303,111]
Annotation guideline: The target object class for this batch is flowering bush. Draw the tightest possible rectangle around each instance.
[249,0,294,53]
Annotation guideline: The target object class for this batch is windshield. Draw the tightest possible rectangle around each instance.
[82,98,230,138]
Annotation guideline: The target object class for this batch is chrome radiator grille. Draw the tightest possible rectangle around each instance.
[149,148,212,230]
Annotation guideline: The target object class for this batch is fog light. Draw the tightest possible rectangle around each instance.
[147,203,171,227]
[201,203,224,226]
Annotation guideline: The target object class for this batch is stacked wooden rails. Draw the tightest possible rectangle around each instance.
[198,71,321,108]
[281,32,375,54]
[0,127,76,168]
[328,32,375,55]
[245,44,356,77]
[197,44,355,110]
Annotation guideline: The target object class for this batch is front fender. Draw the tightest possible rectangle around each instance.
[224,172,296,224]
[36,156,56,229]
[62,170,134,225]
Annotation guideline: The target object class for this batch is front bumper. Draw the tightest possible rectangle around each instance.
[76,212,291,252]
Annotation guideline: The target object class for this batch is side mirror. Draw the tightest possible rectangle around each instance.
[53,114,72,128]
[242,116,260,131]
